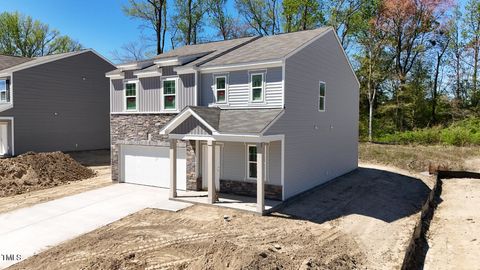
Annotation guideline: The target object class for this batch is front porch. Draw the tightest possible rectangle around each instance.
[160,106,285,215]
[173,190,283,214]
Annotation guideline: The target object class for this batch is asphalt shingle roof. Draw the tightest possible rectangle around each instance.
[201,27,330,66]
[0,55,33,71]
[189,106,283,134]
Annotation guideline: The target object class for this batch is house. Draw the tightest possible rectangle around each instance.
[0,50,115,155]
[106,27,359,214]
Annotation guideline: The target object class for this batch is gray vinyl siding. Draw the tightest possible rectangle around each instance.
[220,141,281,186]
[0,51,114,154]
[266,30,359,199]
[200,67,283,108]
[171,116,211,135]
[110,72,195,113]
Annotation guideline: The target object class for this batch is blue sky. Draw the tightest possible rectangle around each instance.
[0,0,166,61]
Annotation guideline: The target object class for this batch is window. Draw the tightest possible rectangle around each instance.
[251,73,264,102]
[319,81,326,111]
[248,145,257,179]
[163,79,176,110]
[125,82,137,111]
[0,80,9,103]
[215,76,227,103]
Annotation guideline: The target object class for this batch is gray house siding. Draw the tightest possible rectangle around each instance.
[0,51,114,154]
[219,141,281,186]
[110,72,196,113]
[266,30,359,199]
[200,67,283,108]
[171,116,211,135]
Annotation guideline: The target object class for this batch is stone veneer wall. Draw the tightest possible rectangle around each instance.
[110,114,200,190]
[220,179,283,201]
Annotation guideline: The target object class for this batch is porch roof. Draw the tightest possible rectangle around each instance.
[160,106,284,136]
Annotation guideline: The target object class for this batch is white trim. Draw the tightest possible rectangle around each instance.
[111,111,180,115]
[174,66,198,75]
[281,137,284,200]
[105,73,124,79]
[161,77,178,111]
[0,78,10,104]
[199,60,283,73]
[0,116,14,156]
[116,60,154,70]
[159,108,218,135]
[207,105,283,109]
[318,81,326,112]
[194,70,198,105]
[168,133,284,143]
[246,144,257,180]
[0,49,114,77]
[124,80,139,112]
[133,70,162,78]
[249,72,265,103]
[281,60,285,108]
[213,74,228,104]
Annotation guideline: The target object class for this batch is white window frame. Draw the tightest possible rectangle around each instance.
[250,73,265,103]
[124,80,138,112]
[319,81,326,112]
[162,77,178,111]
[214,75,228,104]
[246,144,257,180]
[0,79,9,103]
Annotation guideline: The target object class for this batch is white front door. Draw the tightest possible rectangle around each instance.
[202,144,221,190]
[0,123,8,156]
[121,145,187,190]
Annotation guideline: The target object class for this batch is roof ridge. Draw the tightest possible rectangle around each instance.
[193,36,260,67]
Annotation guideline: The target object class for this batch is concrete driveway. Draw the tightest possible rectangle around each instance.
[0,183,191,269]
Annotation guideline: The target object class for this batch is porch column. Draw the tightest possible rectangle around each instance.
[207,140,216,204]
[169,139,177,199]
[256,143,265,215]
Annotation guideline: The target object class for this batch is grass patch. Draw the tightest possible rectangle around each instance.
[375,118,480,146]
[359,143,480,172]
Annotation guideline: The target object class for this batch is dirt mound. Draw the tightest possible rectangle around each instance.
[0,151,95,197]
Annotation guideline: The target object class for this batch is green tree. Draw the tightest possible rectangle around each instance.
[123,0,167,54]
[282,0,323,33]
[0,12,81,57]
[171,0,207,46]
[235,0,279,36]
[463,0,480,107]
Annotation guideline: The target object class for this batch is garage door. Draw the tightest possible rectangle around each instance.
[121,145,186,190]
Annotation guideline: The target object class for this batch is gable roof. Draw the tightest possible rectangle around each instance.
[161,106,284,135]
[0,50,113,75]
[200,27,330,67]
[0,55,33,72]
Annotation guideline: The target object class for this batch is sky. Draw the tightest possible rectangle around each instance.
[0,0,164,62]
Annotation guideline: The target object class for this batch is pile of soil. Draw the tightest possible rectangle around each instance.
[0,151,95,197]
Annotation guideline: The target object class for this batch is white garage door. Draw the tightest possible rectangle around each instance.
[121,145,186,190]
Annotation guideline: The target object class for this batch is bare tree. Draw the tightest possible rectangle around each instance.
[123,0,167,54]
[110,41,148,63]
[235,0,279,36]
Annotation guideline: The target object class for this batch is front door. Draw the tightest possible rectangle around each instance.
[202,144,221,190]
[0,123,8,156]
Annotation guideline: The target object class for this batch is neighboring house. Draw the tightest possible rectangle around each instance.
[106,27,359,214]
[0,50,115,156]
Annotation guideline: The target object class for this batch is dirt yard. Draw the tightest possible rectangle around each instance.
[359,143,480,173]
[424,178,480,270]
[0,150,111,214]
[10,164,431,270]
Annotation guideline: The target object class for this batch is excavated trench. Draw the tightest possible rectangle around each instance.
[401,171,480,270]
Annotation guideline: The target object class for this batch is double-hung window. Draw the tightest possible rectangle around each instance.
[215,76,227,103]
[0,80,9,103]
[163,79,176,110]
[319,81,326,111]
[247,145,257,179]
[251,73,264,102]
[125,82,137,111]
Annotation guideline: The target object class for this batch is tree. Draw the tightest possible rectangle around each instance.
[123,0,167,54]
[171,0,207,45]
[282,0,323,33]
[463,0,480,107]
[429,26,451,124]
[376,0,450,130]
[235,0,279,36]
[326,0,364,50]
[448,5,466,105]
[110,41,148,63]
[0,12,82,57]
[208,0,236,39]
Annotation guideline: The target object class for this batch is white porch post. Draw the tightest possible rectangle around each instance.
[256,143,265,215]
[207,140,216,204]
[169,139,177,199]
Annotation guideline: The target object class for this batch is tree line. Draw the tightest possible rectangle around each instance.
[1,0,479,141]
